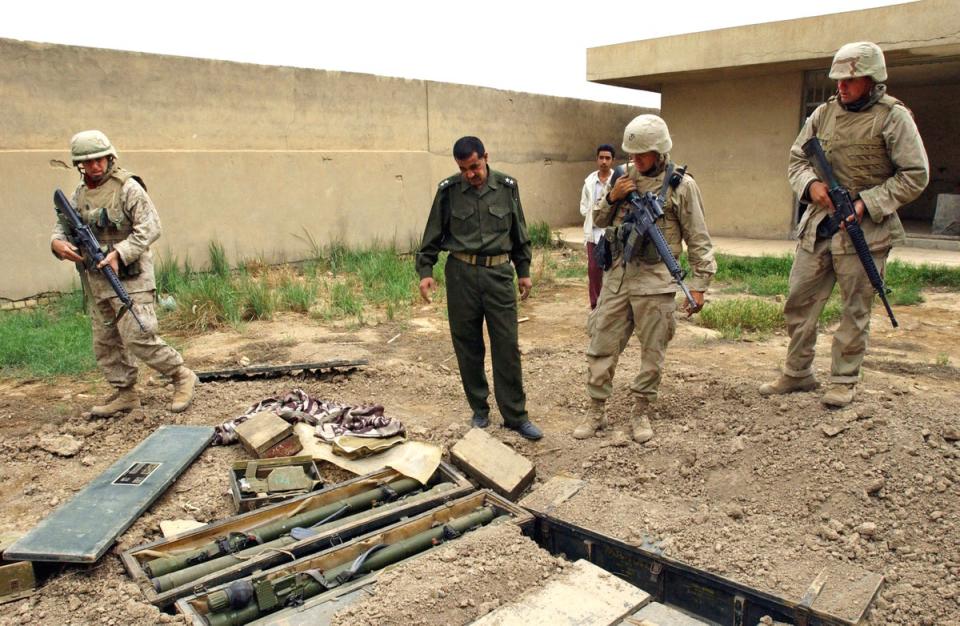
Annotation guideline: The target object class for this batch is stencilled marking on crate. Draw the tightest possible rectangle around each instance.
[113,462,162,486]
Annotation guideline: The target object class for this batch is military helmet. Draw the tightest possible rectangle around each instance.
[828,41,887,82]
[621,114,672,155]
[70,130,117,164]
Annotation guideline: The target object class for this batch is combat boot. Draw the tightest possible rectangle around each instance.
[169,366,199,413]
[91,386,140,417]
[822,383,857,408]
[758,374,818,396]
[630,397,654,444]
[572,399,607,440]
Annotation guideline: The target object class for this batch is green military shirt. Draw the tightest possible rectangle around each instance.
[416,168,533,279]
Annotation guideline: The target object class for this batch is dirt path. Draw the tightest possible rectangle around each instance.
[0,273,958,625]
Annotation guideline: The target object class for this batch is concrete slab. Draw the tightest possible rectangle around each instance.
[933,194,960,236]
[473,559,650,626]
[620,602,709,625]
[519,474,586,515]
[450,429,535,501]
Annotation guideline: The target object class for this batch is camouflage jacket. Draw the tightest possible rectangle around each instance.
[789,90,929,254]
[51,167,161,299]
[593,160,716,295]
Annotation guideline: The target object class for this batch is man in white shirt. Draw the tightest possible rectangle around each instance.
[580,144,616,309]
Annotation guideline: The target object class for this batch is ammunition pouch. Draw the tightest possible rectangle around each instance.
[594,236,613,271]
[95,243,142,279]
[637,235,662,265]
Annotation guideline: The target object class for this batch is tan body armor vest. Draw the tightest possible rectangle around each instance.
[76,167,139,248]
[811,95,906,253]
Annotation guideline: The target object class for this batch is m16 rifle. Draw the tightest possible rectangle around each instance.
[801,137,898,328]
[53,189,146,331]
[203,506,500,626]
[607,164,700,313]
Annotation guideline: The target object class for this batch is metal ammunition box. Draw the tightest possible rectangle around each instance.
[229,456,323,513]
[175,490,533,626]
[122,462,472,608]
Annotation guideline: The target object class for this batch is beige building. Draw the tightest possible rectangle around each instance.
[587,0,960,242]
[1,38,643,300]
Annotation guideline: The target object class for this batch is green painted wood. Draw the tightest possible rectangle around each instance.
[5,425,213,563]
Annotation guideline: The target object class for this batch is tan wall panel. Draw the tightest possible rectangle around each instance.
[1,38,639,299]
[662,73,803,240]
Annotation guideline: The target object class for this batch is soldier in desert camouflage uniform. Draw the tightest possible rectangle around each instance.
[760,42,929,407]
[51,130,198,416]
[574,115,716,443]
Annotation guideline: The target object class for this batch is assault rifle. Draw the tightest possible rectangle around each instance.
[801,137,898,328]
[608,163,700,313]
[53,189,146,331]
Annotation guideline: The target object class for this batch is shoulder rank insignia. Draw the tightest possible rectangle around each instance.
[502,176,516,188]
[438,177,455,190]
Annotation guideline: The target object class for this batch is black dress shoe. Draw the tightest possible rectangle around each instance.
[510,420,543,441]
[471,412,490,428]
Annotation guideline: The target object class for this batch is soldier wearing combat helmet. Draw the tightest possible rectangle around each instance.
[51,130,198,416]
[574,114,716,442]
[760,42,929,407]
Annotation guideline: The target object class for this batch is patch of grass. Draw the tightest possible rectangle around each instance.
[278,280,316,313]
[208,240,230,278]
[156,251,193,295]
[327,282,364,321]
[888,283,923,306]
[699,298,784,339]
[0,292,96,377]
[164,273,242,331]
[238,278,275,320]
[714,253,795,296]
[528,221,554,248]
[886,260,960,290]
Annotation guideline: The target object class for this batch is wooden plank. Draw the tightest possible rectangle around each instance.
[196,359,368,382]
[5,425,213,563]
[450,429,535,500]
[621,602,710,625]
[473,559,650,626]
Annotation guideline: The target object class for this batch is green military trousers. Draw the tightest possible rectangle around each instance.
[91,291,184,389]
[782,238,888,384]
[444,256,528,427]
[586,268,677,402]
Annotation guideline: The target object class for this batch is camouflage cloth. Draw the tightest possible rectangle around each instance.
[782,88,929,383]
[213,389,405,445]
[586,159,715,401]
[51,165,183,388]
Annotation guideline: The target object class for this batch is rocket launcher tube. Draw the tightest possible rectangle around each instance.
[204,506,498,626]
[151,482,456,592]
[144,478,421,579]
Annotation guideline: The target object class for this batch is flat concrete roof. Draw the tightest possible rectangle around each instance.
[587,0,960,92]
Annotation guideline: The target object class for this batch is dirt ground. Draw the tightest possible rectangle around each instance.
[1,257,959,625]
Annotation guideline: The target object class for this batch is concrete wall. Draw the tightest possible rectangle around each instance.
[662,72,804,239]
[0,38,642,299]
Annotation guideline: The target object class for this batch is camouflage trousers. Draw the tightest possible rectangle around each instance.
[91,291,184,389]
[586,279,677,402]
[782,238,888,384]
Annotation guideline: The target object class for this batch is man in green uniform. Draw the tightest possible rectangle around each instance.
[573,115,715,443]
[416,136,542,440]
[760,42,929,407]
[51,130,198,416]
